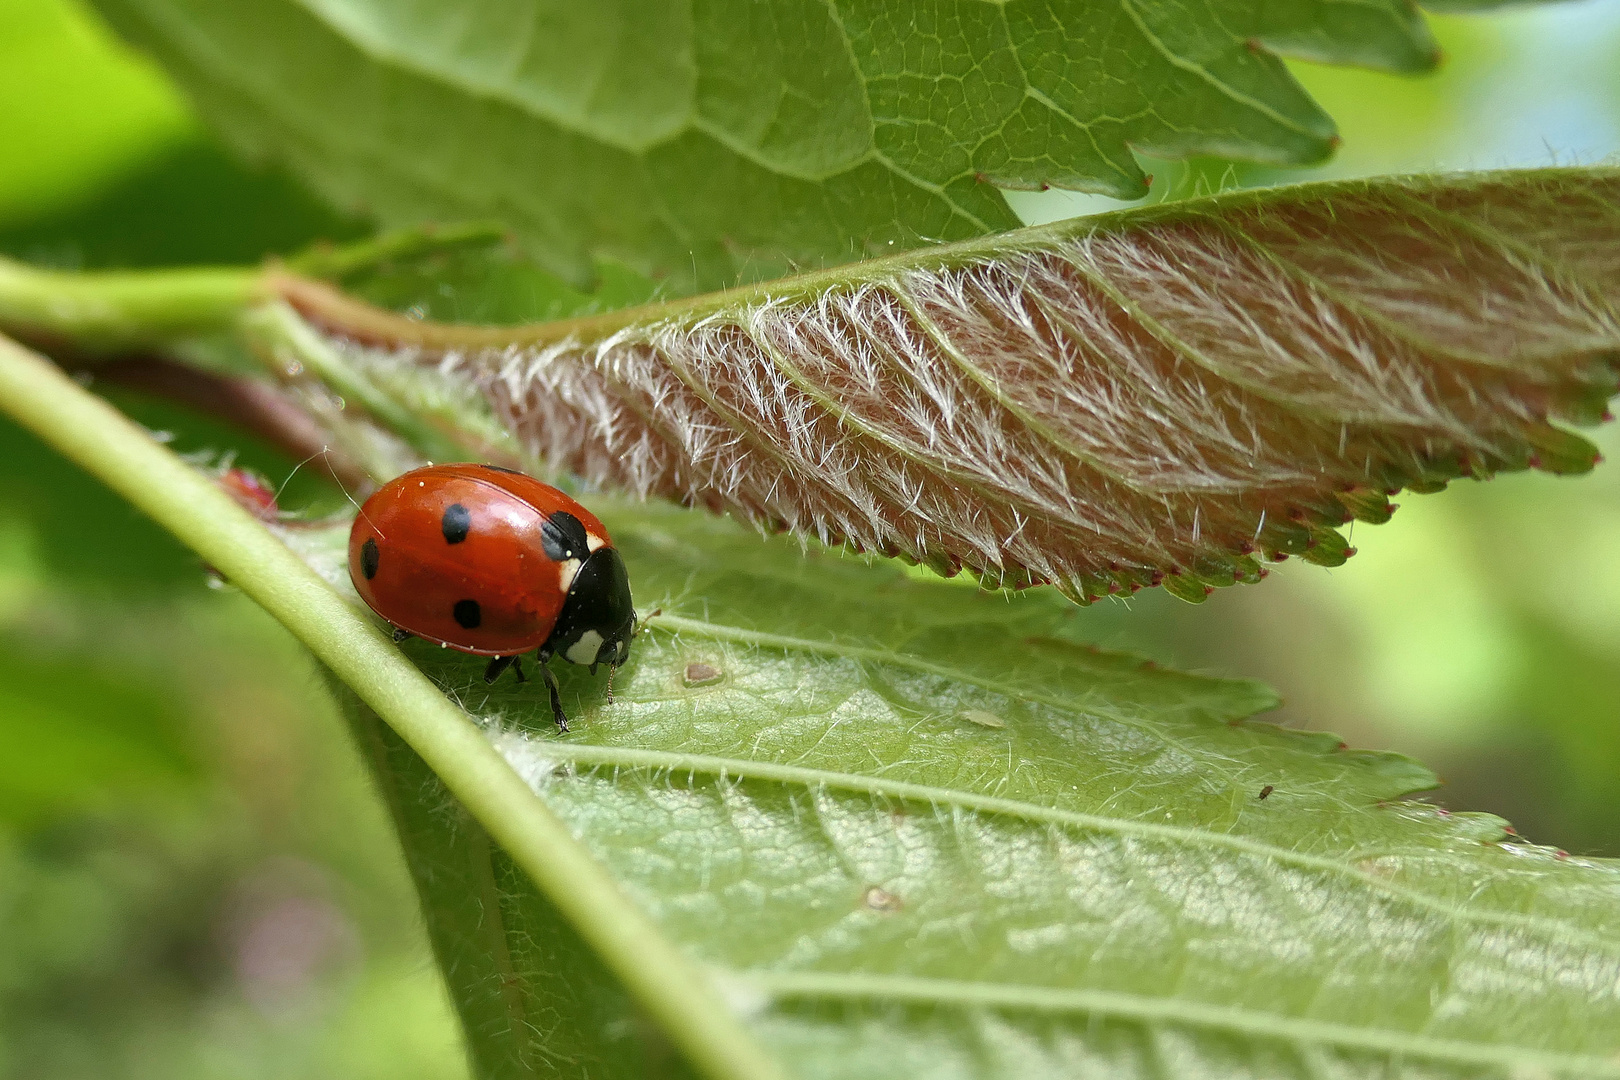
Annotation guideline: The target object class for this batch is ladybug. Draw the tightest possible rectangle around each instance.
[348,463,635,730]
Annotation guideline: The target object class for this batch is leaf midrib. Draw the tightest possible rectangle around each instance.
[726,970,1620,1076]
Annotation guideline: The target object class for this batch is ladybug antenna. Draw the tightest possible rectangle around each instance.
[605,662,616,705]
[633,608,662,639]
[287,445,385,537]
[272,446,329,503]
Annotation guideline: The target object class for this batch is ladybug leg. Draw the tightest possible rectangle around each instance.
[483,655,519,684]
[510,656,527,684]
[391,627,412,643]
[538,661,570,733]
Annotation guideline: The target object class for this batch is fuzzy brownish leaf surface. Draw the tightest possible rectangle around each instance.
[280,169,1620,603]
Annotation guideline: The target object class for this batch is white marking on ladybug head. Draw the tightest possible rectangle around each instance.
[554,557,582,593]
[586,533,606,552]
[565,630,604,665]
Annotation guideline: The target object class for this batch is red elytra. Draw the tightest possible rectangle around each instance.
[348,463,637,729]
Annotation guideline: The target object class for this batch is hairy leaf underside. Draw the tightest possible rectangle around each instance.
[281,170,1620,604]
[92,0,1454,290]
[282,501,1620,1080]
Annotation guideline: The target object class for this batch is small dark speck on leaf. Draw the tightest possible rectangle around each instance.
[682,662,723,687]
[1258,784,1274,800]
[862,886,902,913]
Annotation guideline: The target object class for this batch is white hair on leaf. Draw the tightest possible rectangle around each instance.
[314,172,1620,603]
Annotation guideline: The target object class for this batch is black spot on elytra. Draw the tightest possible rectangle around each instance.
[541,510,589,562]
[442,503,472,544]
[453,599,481,629]
[360,537,379,579]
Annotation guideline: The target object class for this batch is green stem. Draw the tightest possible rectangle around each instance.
[0,257,261,349]
[0,333,787,1080]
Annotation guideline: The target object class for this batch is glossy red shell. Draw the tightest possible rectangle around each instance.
[348,464,612,656]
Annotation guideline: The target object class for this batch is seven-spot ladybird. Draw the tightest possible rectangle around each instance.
[348,463,636,730]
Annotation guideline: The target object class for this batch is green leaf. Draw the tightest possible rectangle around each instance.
[279,495,1620,1080]
[89,0,1445,290]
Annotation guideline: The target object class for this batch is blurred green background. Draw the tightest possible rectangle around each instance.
[1,0,1617,1076]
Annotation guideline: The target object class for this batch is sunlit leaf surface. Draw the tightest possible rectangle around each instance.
[284,500,1620,1080]
[92,0,1447,289]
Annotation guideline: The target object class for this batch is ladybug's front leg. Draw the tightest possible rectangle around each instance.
[536,660,571,733]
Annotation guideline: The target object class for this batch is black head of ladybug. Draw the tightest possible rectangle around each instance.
[545,546,636,671]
